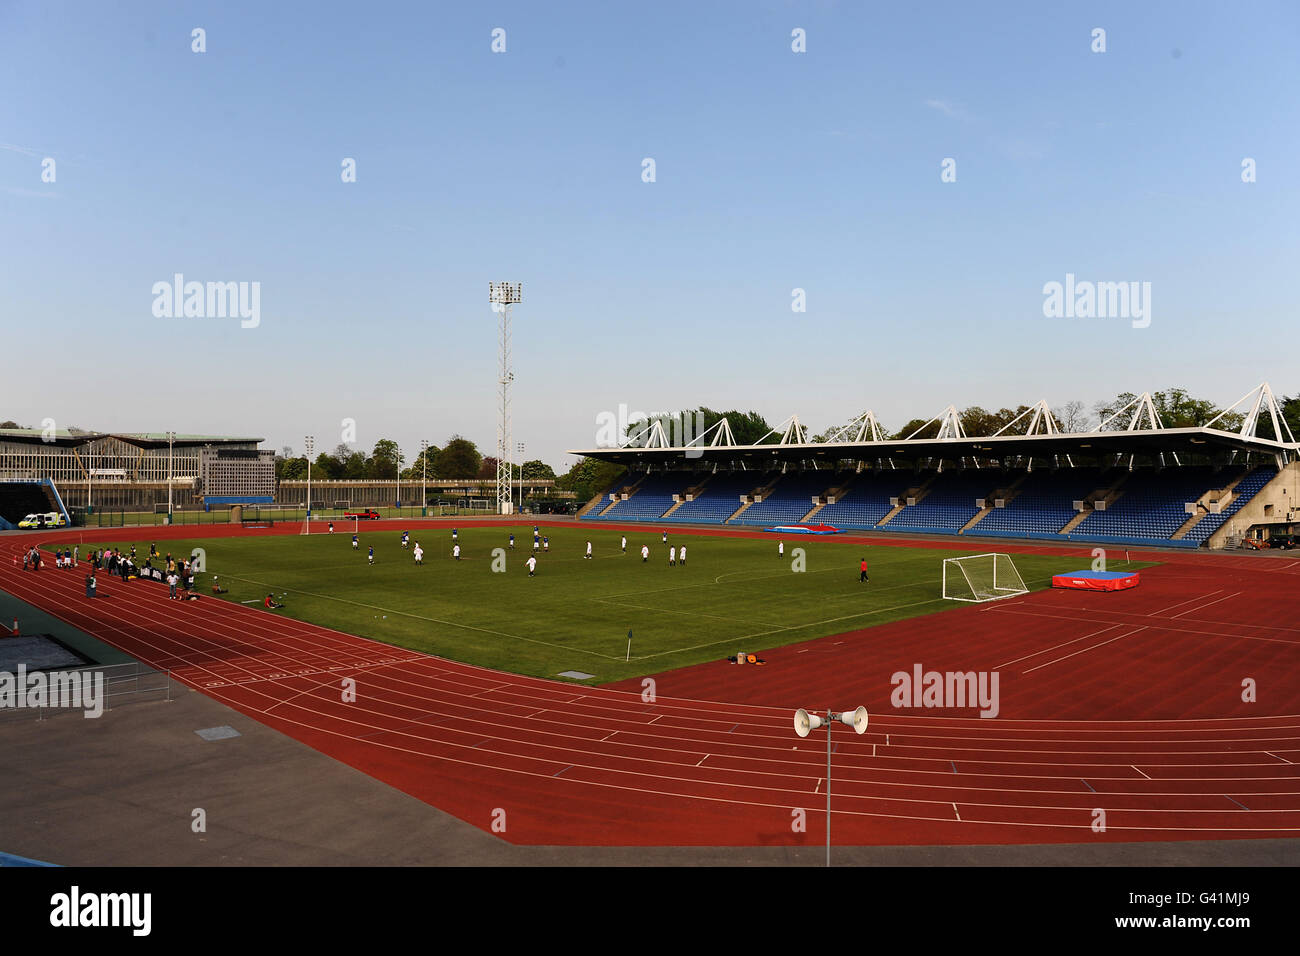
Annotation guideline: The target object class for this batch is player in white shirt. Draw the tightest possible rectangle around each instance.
[641,544,649,563]
[526,555,537,576]
[669,546,676,566]
[620,535,627,553]
[585,540,593,560]
[453,544,461,560]
[778,541,784,559]
[678,544,686,565]
[413,543,423,564]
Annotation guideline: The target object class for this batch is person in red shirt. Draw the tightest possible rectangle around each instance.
[859,557,869,583]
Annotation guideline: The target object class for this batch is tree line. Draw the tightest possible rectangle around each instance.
[274,436,557,483]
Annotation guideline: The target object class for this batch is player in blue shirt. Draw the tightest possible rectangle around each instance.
[401,531,409,549]
[509,533,515,549]
[352,533,359,550]
[368,546,374,565]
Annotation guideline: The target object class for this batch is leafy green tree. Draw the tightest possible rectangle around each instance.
[624,407,774,447]
[280,457,309,480]
[368,439,403,480]
[520,460,556,480]
[892,418,940,440]
[400,444,441,480]
[312,452,339,479]
[961,405,1031,436]
[557,457,626,503]
[434,436,482,479]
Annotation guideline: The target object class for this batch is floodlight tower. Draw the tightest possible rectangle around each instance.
[305,436,315,520]
[489,282,521,515]
[166,431,176,520]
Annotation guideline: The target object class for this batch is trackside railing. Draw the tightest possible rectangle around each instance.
[0,661,172,721]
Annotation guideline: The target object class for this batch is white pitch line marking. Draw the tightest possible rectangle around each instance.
[814,778,822,794]
[696,754,710,767]
[953,802,961,821]
[601,732,618,742]
[1264,751,1294,764]
[1133,765,1151,779]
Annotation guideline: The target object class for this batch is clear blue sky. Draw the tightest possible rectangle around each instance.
[3,0,1298,469]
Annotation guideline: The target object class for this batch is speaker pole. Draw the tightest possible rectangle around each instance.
[826,710,832,867]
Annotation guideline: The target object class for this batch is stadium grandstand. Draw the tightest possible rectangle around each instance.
[0,426,563,527]
[573,383,1300,551]
[0,428,266,526]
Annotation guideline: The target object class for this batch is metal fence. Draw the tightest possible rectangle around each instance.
[0,661,172,721]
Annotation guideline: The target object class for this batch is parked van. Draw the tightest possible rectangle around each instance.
[17,512,64,528]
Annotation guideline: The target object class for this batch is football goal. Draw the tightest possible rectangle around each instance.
[942,553,1028,603]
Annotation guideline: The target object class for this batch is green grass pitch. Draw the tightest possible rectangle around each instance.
[80,527,1155,684]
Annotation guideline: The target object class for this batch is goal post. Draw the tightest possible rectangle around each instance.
[942,553,1028,603]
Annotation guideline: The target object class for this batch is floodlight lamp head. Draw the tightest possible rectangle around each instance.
[488,281,522,305]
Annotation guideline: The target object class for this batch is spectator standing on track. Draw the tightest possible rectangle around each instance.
[167,571,178,600]
[73,545,79,567]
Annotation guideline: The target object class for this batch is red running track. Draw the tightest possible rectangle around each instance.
[3,522,1300,846]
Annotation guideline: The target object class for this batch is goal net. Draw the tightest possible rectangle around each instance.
[942,553,1028,603]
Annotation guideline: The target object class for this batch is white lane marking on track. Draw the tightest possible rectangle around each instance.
[1170,591,1244,619]
[995,623,1127,669]
[1148,589,1223,617]
[1022,627,1148,674]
